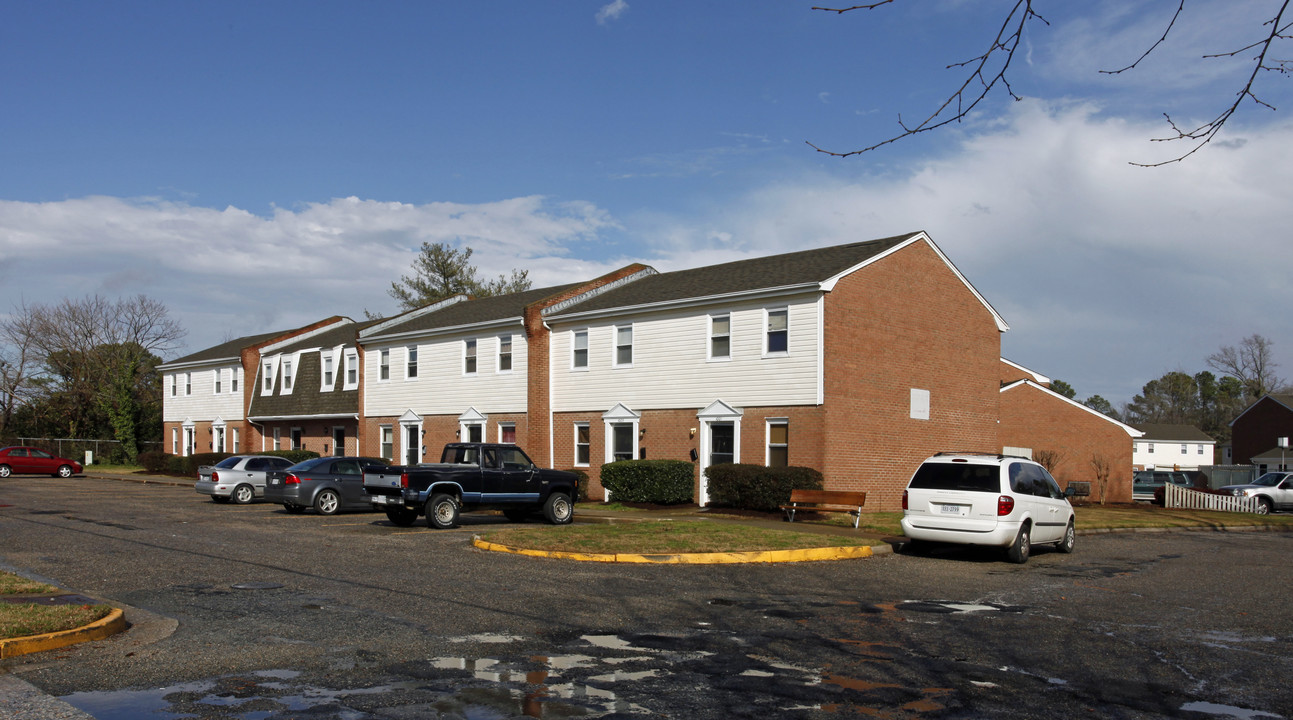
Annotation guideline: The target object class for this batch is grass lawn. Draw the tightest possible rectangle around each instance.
[481,520,883,555]
[1073,504,1293,529]
[0,570,114,641]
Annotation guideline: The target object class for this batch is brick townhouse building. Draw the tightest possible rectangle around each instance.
[160,231,1134,509]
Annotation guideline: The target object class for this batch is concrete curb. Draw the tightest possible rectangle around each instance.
[472,535,885,563]
[0,608,126,659]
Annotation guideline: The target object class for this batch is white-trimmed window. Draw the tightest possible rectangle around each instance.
[379,349,390,381]
[282,360,294,392]
[214,369,222,394]
[464,339,478,375]
[231,369,239,393]
[767,419,788,467]
[263,362,274,393]
[380,425,394,461]
[614,325,633,367]
[1148,443,1155,454]
[172,427,178,453]
[574,422,590,466]
[610,423,635,461]
[499,422,516,444]
[344,350,359,390]
[214,425,226,453]
[1181,444,1188,454]
[572,330,589,369]
[1198,444,1205,455]
[710,314,731,360]
[273,427,282,451]
[498,334,513,373]
[765,308,788,355]
[185,372,192,396]
[406,345,418,379]
[170,375,177,397]
[323,353,334,388]
[231,427,240,453]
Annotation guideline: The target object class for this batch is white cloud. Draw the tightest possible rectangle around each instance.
[0,195,617,356]
[596,0,629,25]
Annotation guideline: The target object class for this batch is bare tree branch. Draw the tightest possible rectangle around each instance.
[1100,1,1185,75]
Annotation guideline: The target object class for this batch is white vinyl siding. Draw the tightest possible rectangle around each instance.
[364,335,529,417]
[550,295,821,412]
[161,364,245,423]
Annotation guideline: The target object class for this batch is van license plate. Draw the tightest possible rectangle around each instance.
[939,504,965,515]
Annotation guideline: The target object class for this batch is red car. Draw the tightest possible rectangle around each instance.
[0,446,83,478]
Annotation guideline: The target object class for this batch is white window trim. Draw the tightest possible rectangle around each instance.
[261,357,279,396]
[498,422,517,444]
[232,367,241,394]
[765,417,788,467]
[378,348,391,382]
[213,369,222,395]
[405,345,419,381]
[280,353,299,395]
[763,307,789,357]
[171,427,178,454]
[573,421,590,467]
[321,351,336,392]
[169,375,176,397]
[708,313,731,362]
[273,427,282,451]
[231,427,240,454]
[613,323,634,369]
[463,339,478,376]
[184,372,193,396]
[379,424,395,462]
[571,329,590,371]
[343,349,359,391]
[497,334,514,374]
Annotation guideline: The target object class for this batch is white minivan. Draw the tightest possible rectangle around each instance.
[900,453,1076,563]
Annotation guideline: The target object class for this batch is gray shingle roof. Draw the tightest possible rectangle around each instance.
[546,233,919,316]
[363,283,586,338]
[161,329,293,368]
[1133,424,1215,442]
[248,349,358,419]
[271,318,377,353]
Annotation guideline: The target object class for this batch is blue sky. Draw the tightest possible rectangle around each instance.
[2,1,1291,408]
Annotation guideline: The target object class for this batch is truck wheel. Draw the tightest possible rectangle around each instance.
[385,507,418,527]
[426,493,459,529]
[543,492,573,525]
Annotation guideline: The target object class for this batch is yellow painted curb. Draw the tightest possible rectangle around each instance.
[472,536,874,563]
[0,607,127,659]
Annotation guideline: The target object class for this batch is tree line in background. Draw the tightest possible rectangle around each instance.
[0,295,185,463]
[1053,335,1286,445]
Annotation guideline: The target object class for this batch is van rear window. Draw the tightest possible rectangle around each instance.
[909,463,1000,493]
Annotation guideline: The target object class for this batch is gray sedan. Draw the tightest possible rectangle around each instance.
[265,456,387,515]
[196,455,295,504]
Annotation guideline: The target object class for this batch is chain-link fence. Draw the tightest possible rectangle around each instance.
[1,438,163,465]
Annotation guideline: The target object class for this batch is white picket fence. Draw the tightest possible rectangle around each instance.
[1164,483,1261,514]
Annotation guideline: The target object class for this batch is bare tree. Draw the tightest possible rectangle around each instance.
[1090,453,1112,506]
[1206,334,1286,402]
[1033,447,1065,474]
[0,301,45,432]
[809,1,1292,165]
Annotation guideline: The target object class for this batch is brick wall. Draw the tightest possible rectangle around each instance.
[822,240,1003,510]
[999,383,1135,503]
[1231,397,1293,466]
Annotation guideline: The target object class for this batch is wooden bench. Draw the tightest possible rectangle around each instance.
[780,489,868,528]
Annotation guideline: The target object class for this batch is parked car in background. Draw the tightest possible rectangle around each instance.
[1132,470,1192,502]
[900,452,1076,564]
[0,446,83,478]
[1220,472,1293,515]
[265,456,387,515]
[196,455,294,504]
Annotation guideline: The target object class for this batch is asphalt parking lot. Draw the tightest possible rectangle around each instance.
[2,474,1291,719]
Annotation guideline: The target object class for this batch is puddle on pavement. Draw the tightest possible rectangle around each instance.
[1181,700,1285,719]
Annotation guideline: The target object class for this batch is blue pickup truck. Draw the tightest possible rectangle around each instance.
[362,443,579,529]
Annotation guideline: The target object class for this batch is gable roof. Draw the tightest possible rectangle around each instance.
[543,232,1008,330]
[360,283,587,341]
[159,329,295,370]
[1001,380,1144,437]
[264,317,377,354]
[1132,424,1215,443]
[1000,358,1051,385]
[1230,393,1293,427]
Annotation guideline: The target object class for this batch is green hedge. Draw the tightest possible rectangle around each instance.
[600,459,694,504]
[562,468,591,502]
[705,464,824,512]
[138,451,171,474]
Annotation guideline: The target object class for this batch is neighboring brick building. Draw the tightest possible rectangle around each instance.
[999,379,1142,504]
[1230,394,1293,470]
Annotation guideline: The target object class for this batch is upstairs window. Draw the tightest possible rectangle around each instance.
[379,349,390,381]
[344,350,359,390]
[214,369,222,394]
[572,330,588,369]
[185,372,192,395]
[231,370,239,393]
[406,346,418,379]
[170,375,177,397]
[323,354,334,387]
[614,325,633,367]
[498,334,513,372]
[766,309,788,354]
[282,360,293,392]
[263,363,274,392]
[710,314,730,360]
[465,339,478,374]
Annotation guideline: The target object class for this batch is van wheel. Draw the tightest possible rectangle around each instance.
[427,494,459,529]
[1006,524,1031,564]
[1057,520,1075,554]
